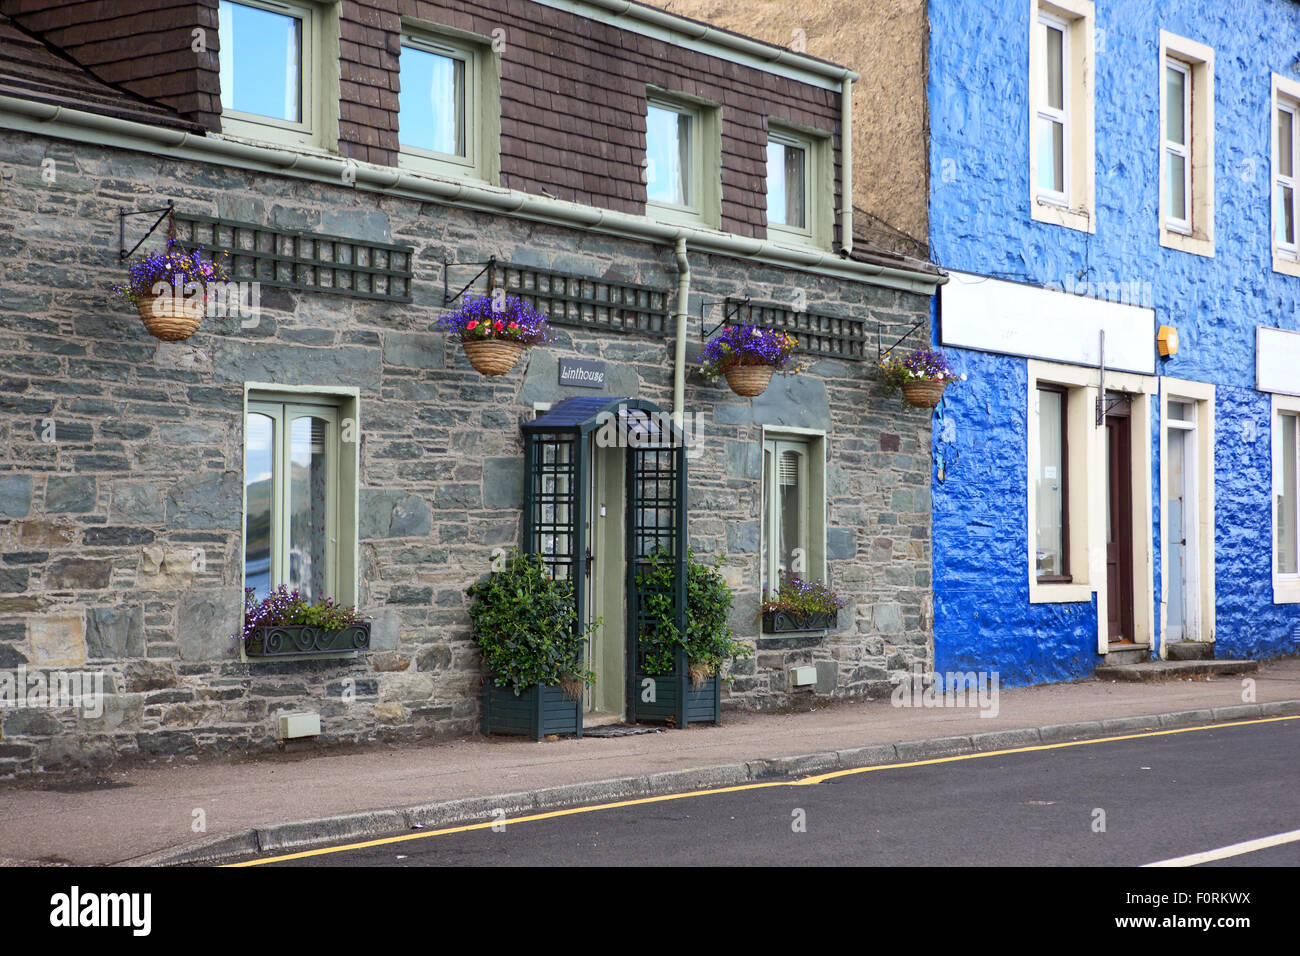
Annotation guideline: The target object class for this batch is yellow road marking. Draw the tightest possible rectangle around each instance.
[226,714,1299,867]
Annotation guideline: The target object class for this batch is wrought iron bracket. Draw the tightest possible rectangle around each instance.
[118,201,175,262]
[876,317,926,363]
[700,295,750,341]
[442,255,498,307]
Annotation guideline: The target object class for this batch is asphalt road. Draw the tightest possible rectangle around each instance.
[244,718,1299,867]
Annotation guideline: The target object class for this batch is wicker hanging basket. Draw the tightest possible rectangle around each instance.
[135,294,202,342]
[901,380,948,409]
[462,338,524,376]
[723,364,776,397]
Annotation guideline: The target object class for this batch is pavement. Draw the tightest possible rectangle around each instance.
[1,656,1298,867]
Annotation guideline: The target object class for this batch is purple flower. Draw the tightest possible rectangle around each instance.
[438,294,550,345]
[699,324,800,380]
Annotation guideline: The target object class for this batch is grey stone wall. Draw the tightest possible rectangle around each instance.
[0,129,932,775]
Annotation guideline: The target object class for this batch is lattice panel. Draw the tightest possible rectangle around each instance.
[499,263,672,336]
[528,434,577,582]
[741,302,871,361]
[174,214,414,302]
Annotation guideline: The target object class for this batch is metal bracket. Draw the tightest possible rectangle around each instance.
[876,317,926,363]
[442,255,498,307]
[118,201,175,262]
[700,295,750,341]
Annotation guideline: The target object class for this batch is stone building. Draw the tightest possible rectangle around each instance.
[0,0,943,775]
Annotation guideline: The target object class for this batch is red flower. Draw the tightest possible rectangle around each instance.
[508,321,518,329]
[466,320,478,330]
[494,320,505,332]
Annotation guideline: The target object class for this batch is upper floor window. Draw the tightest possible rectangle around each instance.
[765,125,830,248]
[399,30,488,181]
[1028,0,1095,233]
[1272,74,1300,276]
[1158,33,1215,257]
[218,0,326,149]
[644,91,720,228]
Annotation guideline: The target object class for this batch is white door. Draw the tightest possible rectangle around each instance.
[1166,402,1199,642]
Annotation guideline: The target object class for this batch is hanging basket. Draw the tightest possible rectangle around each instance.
[724,364,776,397]
[135,294,202,342]
[901,380,948,409]
[462,338,524,376]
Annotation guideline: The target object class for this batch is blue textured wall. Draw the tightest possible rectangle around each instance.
[927,0,1300,684]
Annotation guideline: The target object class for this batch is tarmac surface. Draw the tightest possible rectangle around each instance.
[1,657,1297,866]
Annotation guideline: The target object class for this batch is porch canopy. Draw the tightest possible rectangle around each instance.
[521,397,690,722]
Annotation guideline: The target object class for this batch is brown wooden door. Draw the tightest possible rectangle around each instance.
[1105,406,1135,644]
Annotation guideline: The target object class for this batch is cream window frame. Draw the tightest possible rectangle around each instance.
[644,89,722,230]
[217,0,337,151]
[1026,361,1157,654]
[241,385,361,632]
[1158,33,1215,258]
[1158,380,1216,651]
[765,122,833,251]
[1271,74,1300,277]
[1273,392,1300,604]
[759,428,827,599]
[1028,0,1095,234]
[398,24,501,185]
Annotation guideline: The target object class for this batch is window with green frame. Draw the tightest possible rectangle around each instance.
[760,433,827,597]
[244,393,356,605]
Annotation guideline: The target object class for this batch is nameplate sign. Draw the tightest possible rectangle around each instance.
[559,358,607,389]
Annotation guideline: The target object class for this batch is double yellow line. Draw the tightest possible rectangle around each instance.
[227,714,1298,866]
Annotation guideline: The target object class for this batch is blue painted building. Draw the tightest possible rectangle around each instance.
[926,0,1300,684]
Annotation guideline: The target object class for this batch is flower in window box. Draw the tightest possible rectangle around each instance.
[237,586,370,657]
[699,323,804,397]
[438,294,551,376]
[878,346,962,409]
[760,575,846,632]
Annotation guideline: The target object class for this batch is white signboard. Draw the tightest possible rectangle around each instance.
[940,271,1156,375]
[1257,326,1300,396]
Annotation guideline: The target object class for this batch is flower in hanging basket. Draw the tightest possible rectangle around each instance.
[700,324,803,397]
[878,346,963,408]
[114,239,229,342]
[438,294,551,376]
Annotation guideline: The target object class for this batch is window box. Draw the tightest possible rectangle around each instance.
[244,622,370,658]
[761,609,837,634]
[482,682,582,740]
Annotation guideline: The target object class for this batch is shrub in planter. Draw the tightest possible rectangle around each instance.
[466,550,596,738]
[878,346,964,409]
[636,548,750,686]
[239,586,370,657]
[760,575,846,632]
[699,323,803,398]
[115,239,229,342]
[438,294,550,376]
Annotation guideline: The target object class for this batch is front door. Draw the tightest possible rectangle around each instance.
[583,436,626,721]
[1166,401,1198,642]
[1105,402,1136,644]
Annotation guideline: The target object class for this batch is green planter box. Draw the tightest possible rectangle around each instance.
[245,622,370,658]
[633,671,721,726]
[482,681,583,740]
[761,610,837,634]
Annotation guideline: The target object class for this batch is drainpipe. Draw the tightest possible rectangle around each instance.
[673,237,690,428]
[841,75,853,256]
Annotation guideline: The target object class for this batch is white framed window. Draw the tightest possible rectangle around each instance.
[243,387,360,609]
[398,26,499,183]
[218,0,333,150]
[1162,59,1192,233]
[1271,74,1300,276]
[644,90,721,228]
[1028,0,1095,233]
[1158,33,1215,257]
[765,124,832,249]
[1274,394,1300,603]
[760,430,826,599]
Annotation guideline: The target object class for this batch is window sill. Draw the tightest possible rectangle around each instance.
[1160,227,1214,258]
[1029,582,1093,604]
[398,151,488,186]
[1274,579,1300,604]
[1272,253,1300,278]
[1030,199,1095,234]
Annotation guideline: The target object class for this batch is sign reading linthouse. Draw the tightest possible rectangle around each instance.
[559,358,606,389]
